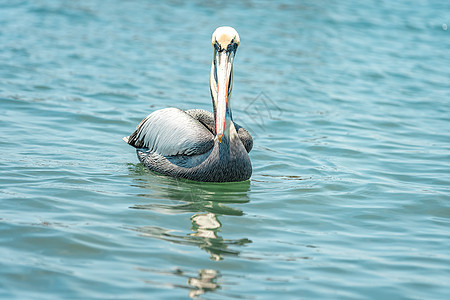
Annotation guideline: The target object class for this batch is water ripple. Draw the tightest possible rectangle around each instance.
[1,0,449,299]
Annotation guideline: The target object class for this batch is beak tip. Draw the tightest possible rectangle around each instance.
[217,134,223,143]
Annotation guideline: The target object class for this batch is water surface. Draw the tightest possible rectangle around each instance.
[1,1,449,299]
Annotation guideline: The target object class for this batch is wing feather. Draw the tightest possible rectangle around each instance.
[125,108,214,156]
[185,109,215,134]
[234,123,253,153]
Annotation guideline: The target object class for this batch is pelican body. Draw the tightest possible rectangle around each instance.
[124,27,253,182]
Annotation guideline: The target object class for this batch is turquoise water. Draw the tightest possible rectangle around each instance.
[1,0,449,298]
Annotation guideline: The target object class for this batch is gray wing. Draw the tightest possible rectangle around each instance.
[186,109,253,153]
[124,108,214,156]
[185,109,215,134]
[235,123,253,153]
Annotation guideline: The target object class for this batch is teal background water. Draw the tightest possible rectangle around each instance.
[1,1,449,299]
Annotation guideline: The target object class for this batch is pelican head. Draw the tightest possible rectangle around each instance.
[210,26,240,143]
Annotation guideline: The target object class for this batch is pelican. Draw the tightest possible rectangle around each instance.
[123,26,253,182]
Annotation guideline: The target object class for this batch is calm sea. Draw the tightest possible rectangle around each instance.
[1,0,449,299]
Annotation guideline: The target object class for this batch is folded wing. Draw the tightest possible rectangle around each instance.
[124,108,215,156]
[185,109,253,153]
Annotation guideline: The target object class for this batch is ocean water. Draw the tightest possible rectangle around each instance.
[1,0,449,299]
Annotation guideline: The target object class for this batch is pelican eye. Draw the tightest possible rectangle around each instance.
[214,41,223,52]
[227,41,238,53]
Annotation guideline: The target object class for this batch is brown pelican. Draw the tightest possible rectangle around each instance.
[123,26,253,182]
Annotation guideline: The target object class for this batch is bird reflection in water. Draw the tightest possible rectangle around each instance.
[188,269,219,298]
[129,165,252,261]
[129,168,251,297]
[136,267,221,299]
[190,213,227,261]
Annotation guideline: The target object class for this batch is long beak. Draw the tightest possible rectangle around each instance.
[215,50,234,143]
